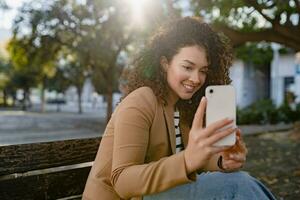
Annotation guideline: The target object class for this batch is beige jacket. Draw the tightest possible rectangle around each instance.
[83,87,196,200]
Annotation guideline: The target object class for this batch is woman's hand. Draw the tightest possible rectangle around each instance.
[219,129,248,171]
[183,97,236,174]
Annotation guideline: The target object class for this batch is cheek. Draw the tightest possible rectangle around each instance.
[200,74,207,83]
[167,68,187,83]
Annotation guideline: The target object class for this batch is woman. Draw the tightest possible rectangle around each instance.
[83,17,276,200]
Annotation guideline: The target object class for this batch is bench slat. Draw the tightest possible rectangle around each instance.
[0,137,101,175]
[0,166,91,200]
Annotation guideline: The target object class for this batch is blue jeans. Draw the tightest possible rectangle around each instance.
[144,171,276,200]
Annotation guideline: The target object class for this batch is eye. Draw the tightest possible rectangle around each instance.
[199,69,208,75]
[183,65,192,71]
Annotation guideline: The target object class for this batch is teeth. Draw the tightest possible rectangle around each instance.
[183,84,194,90]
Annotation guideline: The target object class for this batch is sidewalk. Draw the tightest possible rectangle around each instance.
[240,123,293,135]
[0,109,294,146]
[0,110,106,146]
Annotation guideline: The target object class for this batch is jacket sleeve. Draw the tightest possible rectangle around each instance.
[111,87,195,199]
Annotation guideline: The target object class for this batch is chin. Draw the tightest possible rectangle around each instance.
[179,93,194,100]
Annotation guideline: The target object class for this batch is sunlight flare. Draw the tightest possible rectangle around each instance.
[121,0,149,26]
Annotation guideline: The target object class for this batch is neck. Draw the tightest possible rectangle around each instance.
[166,91,179,108]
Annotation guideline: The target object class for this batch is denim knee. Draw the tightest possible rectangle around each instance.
[195,171,276,200]
[227,171,252,183]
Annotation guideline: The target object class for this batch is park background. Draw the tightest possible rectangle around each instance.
[0,0,300,199]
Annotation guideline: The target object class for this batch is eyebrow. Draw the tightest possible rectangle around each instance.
[183,60,208,69]
[183,60,196,65]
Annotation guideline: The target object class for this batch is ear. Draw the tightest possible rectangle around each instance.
[160,56,169,71]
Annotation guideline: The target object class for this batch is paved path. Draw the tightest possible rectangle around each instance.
[240,123,292,135]
[0,110,106,146]
[0,109,293,146]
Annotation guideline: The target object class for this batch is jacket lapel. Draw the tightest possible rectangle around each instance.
[163,105,176,154]
[180,123,190,148]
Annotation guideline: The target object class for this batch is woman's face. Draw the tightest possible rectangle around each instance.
[162,45,209,103]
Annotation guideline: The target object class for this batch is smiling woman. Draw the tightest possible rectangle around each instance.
[83,17,276,200]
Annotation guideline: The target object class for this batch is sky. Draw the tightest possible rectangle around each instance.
[0,0,192,41]
[0,0,27,29]
[0,0,28,41]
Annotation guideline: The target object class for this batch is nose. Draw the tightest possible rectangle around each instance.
[190,71,201,84]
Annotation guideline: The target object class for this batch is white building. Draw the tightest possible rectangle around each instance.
[230,48,300,108]
[271,49,300,106]
[230,60,270,108]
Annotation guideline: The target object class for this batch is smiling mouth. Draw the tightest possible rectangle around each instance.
[182,83,197,92]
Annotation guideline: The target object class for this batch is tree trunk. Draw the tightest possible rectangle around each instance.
[77,86,82,114]
[3,89,7,106]
[40,81,45,113]
[216,24,300,51]
[106,84,113,124]
[12,92,16,107]
[56,93,61,112]
[27,89,32,109]
[22,89,27,111]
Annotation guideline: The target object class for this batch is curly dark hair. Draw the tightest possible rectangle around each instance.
[122,16,233,127]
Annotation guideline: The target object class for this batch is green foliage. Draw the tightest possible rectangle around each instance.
[191,0,300,50]
[192,0,261,30]
[238,99,300,125]
[277,103,300,123]
[46,67,71,94]
[0,60,9,90]
[237,99,278,125]
[6,37,40,89]
[235,42,273,66]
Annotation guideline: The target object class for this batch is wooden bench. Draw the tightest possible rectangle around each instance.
[0,137,101,200]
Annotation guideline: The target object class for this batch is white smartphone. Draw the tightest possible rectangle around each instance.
[205,85,236,146]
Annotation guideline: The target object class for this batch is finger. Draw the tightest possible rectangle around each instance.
[192,97,206,129]
[236,128,242,138]
[236,138,248,154]
[223,161,243,170]
[209,146,232,155]
[206,127,237,146]
[204,118,234,137]
[227,155,246,162]
[236,129,243,143]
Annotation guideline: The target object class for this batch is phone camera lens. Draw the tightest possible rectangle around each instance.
[209,89,213,94]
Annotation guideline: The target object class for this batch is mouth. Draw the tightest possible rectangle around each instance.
[182,83,198,93]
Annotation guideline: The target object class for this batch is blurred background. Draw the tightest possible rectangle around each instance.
[0,0,300,199]
[1,0,300,124]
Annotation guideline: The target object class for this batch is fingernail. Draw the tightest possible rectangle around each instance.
[226,118,234,122]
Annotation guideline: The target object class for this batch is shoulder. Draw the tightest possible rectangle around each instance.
[130,86,156,98]
[124,86,157,106]
[118,86,158,112]
[115,87,158,123]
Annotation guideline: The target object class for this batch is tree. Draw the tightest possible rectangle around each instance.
[0,51,19,107]
[55,51,87,114]
[0,57,9,106]
[0,0,8,10]
[82,0,133,122]
[85,0,176,122]
[6,36,42,110]
[11,1,64,112]
[9,0,182,122]
[191,0,300,51]
[46,64,71,112]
